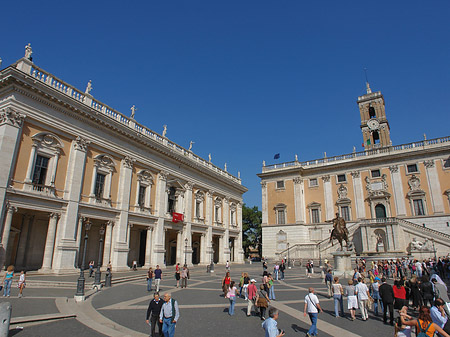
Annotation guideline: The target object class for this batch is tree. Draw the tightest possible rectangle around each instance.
[242,204,262,257]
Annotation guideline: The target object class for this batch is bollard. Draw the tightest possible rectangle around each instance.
[0,302,12,337]
[105,271,112,287]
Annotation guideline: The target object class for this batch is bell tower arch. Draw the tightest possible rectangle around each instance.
[357,82,391,150]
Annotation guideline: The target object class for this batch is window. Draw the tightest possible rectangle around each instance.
[371,169,381,178]
[337,174,347,183]
[369,106,376,118]
[444,157,450,169]
[413,199,425,216]
[276,180,285,189]
[407,164,418,173]
[340,206,350,221]
[311,209,320,224]
[138,185,146,207]
[32,155,49,185]
[309,178,318,187]
[277,209,286,224]
[195,201,201,218]
[373,131,380,144]
[94,173,106,199]
[167,187,176,213]
[215,206,220,222]
[230,210,235,225]
[195,191,204,220]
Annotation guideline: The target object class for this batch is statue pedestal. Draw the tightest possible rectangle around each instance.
[332,250,353,278]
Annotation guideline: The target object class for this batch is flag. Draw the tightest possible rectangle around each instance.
[274,153,280,159]
[172,212,184,223]
[367,139,371,145]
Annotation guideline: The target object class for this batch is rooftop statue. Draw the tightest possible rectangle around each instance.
[85,80,92,94]
[25,43,33,61]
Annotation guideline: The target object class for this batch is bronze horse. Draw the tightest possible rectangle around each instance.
[329,218,350,251]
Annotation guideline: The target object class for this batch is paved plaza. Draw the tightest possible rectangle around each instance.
[2,263,401,336]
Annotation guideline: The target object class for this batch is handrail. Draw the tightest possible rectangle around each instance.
[263,136,450,172]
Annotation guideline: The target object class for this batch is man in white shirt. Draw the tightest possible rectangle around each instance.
[355,277,371,321]
[303,288,323,337]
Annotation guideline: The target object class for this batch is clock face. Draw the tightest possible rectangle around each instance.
[367,119,380,131]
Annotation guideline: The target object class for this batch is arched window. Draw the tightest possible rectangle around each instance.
[369,106,376,118]
[372,131,380,144]
[375,204,386,219]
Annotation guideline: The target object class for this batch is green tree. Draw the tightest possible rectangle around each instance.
[242,204,262,257]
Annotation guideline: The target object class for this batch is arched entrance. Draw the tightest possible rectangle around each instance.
[375,204,387,219]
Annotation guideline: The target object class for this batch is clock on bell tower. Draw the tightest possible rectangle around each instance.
[357,82,391,150]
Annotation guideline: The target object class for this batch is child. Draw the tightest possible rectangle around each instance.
[395,306,411,337]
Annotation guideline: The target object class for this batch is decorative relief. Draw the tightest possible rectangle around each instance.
[350,171,360,178]
[260,181,267,188]
[365,174,389,198]
[195,191,204,202]
[230,203,237,212]
[321,175,330,182]
[138,170,153,184]
[388,165,398,173]
[184,182,194,191]
[6,203,17,214]
[337,184,348,199]
[49,212,60,220]
[122,156,135,169]
[158,171,168,181]
[73,136,90,152]
[423,160,435,168]
[408,175,421,191]
[94,154,115,170]
[293,177,303,185]
[0,108,25,127]
[106,220,114,227]
[214,197,222,207]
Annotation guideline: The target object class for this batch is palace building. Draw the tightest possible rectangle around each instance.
[258,83,450,261]
[0,47,246,273]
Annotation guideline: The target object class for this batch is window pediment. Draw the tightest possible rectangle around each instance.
[94,154,115,171]
[307,202,321,209]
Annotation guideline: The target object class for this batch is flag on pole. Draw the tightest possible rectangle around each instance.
[274,153,280,159]
[172,212,184,223]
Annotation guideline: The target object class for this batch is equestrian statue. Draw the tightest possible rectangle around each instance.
[327,212,351,251]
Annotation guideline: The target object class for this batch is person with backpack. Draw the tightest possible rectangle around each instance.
[159,293,180,337]
[400,306,450,337]
[325,269,333,298]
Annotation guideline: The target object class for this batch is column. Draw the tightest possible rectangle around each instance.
[24,144,37,183]
[110,156,134,270]
[424,160,445,214]
[16,215,34,269]
[322,176,334,221]
[218,235,225,263]
[144,227,153,267]
[200,233,207,264]
[40,213,60,271]
[153,171,168,267]
[176,231,182,264]
[236,202,244,262]
[50,152,60,186]
[52,136,90,272]
[0,205,17,267]
[102,221,114,267]
[351,171,366,219]
[293,177,305,223]
[389,165,407,216]
[223,229,230,263]
[261,182,268,225]
[0,108,25,232]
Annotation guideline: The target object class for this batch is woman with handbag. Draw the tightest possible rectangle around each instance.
[256,284,270,320]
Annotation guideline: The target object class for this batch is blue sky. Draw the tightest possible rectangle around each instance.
[2,0,449,208]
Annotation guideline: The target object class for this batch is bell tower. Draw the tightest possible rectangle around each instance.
[357,82,391,150]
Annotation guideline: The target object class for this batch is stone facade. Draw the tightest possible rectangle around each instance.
[258,83,450,261]
[0,51,246,273]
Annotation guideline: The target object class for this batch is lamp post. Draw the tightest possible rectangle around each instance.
[94,225,105,288]
[75,220,91,300]
[287,242,290,268]
[184,238,188,266]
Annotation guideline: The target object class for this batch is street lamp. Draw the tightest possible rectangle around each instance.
[184,238,188,266]
[94,225,105,288]
[75,220,91,300]
[287,242,290,268]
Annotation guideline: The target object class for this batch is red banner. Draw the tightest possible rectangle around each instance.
[172,212,184,223]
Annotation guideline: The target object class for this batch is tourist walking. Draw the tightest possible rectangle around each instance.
[279,261,286,280]
[379,277,395,325]
[325,269,333,297]
[371,277,383,316]
[274,263,279,280]
[89,261,95,277]
[226,260,230,272]
[226,281,238,316]
[331,276,344,318]
[147,267,154,292]
[222,271,231,297]
[154,265,162,293]
[355,277,371,321]
[304,287,323,337]
[400,306,450,337]
[393,280,407,310]
[345,280,358,321]
[262,307,285,337]
[2,265,14,297]
[17,270,26,298]
[180,265,189,288]
[159,293,180,337]
[146,292,164,337]
[242,272,250,299]
[409,275,423,309]
[420,275,434,307]
[256,284,270,320]
[175,263,180,288]
[247,279,258,317]
[239,272,245,298]
[268,273,275,300]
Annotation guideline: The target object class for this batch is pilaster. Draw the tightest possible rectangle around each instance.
[322,175,334,221]
[351,171,366,219]
[293,177,305,223]
[423,160,445,214]
[389,165,407,216]
[261,182,268,225]
[40,213,60,271]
